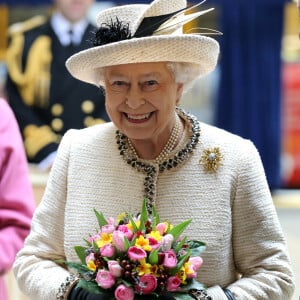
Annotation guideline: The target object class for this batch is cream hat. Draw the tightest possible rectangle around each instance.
[66,0,220,86]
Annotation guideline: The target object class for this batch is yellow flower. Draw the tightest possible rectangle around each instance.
[183,261,195,277]
[117,212,127,223]
[135,235,152,251]
[96,232,112,248]
[177,266,188,284]
[147,230,162,241]
[177,262,195,285]
[136,258,153,276]
[87,260,96,272]
[163,222,173,231]
[127,220,140,231]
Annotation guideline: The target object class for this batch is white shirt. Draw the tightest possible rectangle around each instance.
[50,12,89,46]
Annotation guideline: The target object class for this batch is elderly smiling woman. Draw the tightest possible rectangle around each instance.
[13,0,295,299]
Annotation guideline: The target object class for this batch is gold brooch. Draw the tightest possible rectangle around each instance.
[199,147,223,173]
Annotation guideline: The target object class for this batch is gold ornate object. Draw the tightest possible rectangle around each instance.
[51,103,63,116]
[81,100,95,114]
[23,125,59,158]
[51,118,63,131]
[199,147,223,173]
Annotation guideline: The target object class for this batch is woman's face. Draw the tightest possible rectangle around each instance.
[103,62,183,142]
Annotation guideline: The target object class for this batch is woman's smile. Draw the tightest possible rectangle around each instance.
[125,112,153,124]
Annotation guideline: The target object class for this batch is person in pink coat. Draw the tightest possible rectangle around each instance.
[0,98,35,300]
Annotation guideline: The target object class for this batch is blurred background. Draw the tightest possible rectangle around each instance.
[0,0,299,299]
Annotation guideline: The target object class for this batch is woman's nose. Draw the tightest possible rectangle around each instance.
[125,85,145,109]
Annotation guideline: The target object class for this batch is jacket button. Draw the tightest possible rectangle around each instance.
[51,118,63,131]
[51,103,63,116]
[81,100,94,114]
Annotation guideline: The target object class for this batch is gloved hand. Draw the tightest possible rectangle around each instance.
[161,292,177,300]
[68,286,177,300]
[68,286,110,300]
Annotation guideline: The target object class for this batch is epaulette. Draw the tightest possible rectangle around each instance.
[8,15,47,36]
[6,14,52,107]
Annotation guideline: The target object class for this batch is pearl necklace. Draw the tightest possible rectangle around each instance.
[127,114,181,164]
[116,107,201,214]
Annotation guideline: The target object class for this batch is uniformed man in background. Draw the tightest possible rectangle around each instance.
[5,0,110,170]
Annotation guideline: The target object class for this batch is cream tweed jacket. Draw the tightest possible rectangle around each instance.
[13,120,295,300]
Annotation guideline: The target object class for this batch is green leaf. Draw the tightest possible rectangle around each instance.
[178,279,206,292]
[170,250,191,275]
[171,280,206,299]
[169,219,192,242]
[92,240,99,251]
[128,214,139,232]
[130,235,137,246]
[83,238,92,247]
[123,236,130,252]
[93,208,108,227]
[139,198,148,231]
[74,246,87,264]
[121,279,133,287]
[170,293,194,300]
[151,206,159,230]
[148,248,159,264]
[62,261,90,275]
[187,240,206,257]
[77,278,104,294]
[169,293,195,300]
[174,236,187,254]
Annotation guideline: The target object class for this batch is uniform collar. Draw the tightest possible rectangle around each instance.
[51,12,89,46]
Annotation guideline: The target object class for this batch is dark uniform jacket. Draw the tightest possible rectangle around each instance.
[6,16,109,163]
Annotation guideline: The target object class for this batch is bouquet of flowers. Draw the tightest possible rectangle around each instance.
[63,200,207,300]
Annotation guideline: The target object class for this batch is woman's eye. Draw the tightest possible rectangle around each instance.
[142,80,159,91]
[113,81,125,86]
[147,80,157,85]
[111,81,129,91]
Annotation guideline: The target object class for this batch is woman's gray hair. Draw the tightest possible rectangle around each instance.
[166,62,201,94]
[97,61,201,93]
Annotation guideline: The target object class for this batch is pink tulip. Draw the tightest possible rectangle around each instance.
[166,276,181,291]
[114,284,134,300]
[160,234,174,251]
[100,244,115,257]
[162,250,177,268]
[95,270,115,289]
[85,253,95,264]
[101,224,115,234]
[87,231,101,243]
[117,224,133,240]
[112,230,126,251]
[135,274,157,294]
[128,246,147,261]
[148,237,160,250]
[189,256,203,271]
[107,217,115,225]
[108,260,123,277]
[156,223,167,235]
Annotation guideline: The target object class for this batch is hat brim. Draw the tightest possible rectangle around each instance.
[66,34,220,86]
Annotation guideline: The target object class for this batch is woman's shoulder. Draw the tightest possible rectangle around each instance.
[60,122,117,149]
[199,122,258,155]
[201,122,241,141]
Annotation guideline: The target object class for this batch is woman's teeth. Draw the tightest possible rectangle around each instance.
[127,113,151,120]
